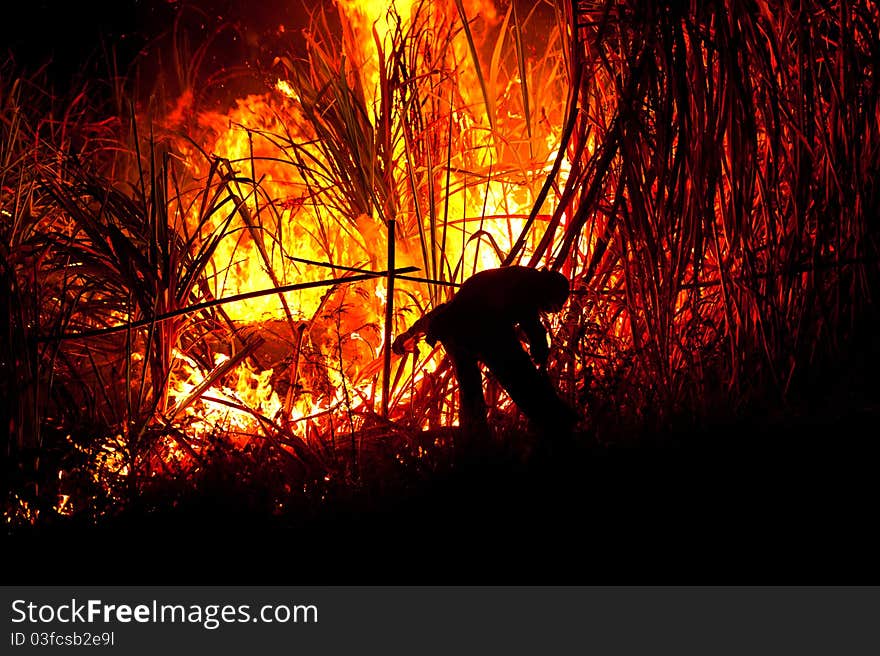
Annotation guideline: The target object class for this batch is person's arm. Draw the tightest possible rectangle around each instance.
[519,313,549,368]
[392,304,448,355]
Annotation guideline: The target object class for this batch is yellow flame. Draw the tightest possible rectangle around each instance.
[150,0,574,463]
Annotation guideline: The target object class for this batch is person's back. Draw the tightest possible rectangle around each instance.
[427,266,568,346]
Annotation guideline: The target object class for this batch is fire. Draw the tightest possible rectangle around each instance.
[5,0,872,538]
[336,0,418,102]
[142,0,579,469]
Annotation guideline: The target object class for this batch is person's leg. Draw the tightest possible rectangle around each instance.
[480,334,577,438]
[445,342,489,437]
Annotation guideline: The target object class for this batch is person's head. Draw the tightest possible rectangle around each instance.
[539,269,570,313]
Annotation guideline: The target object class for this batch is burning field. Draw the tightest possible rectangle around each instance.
[3,0,880,580]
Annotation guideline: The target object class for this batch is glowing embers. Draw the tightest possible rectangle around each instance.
[167,350,282,437]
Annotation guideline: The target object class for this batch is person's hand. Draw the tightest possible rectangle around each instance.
[392,332,416,355]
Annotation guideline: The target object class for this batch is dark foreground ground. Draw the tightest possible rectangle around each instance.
[6,396,879,585]
[8,309,880,585]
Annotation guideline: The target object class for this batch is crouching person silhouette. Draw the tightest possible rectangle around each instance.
[392,266,577,456]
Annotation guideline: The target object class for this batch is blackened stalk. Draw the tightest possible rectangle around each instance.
[382,219,396,418]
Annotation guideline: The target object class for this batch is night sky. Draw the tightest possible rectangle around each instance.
[1,0,314,90]
[2,1,151,82]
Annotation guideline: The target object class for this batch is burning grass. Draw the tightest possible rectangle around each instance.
[3,0,880,538]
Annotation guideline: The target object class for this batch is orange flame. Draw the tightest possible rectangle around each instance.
[154,0,581,460]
